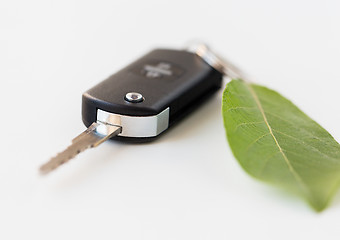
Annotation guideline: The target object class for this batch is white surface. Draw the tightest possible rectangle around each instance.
[1,0,340,239]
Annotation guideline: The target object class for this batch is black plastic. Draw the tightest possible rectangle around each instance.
[82,49,223,140]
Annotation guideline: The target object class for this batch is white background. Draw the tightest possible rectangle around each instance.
[1,0,340,239]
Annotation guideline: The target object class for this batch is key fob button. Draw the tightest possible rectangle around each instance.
[125,92,144,103]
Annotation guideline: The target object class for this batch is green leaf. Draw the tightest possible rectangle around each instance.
[222,79,340,211]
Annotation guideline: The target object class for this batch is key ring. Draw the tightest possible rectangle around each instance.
[187,43,250,81]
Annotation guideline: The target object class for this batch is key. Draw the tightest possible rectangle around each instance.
[40,123,121,174]
[40,44,236,174]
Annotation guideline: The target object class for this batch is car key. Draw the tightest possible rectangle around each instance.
[40,44,243,174]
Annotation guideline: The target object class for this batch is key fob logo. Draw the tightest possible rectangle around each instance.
[143,62,172,78]
[133,61,184,80]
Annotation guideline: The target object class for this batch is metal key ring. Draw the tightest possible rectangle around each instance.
[186,43,249,81]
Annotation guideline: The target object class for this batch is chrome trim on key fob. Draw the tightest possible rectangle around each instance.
[96,107,170,138]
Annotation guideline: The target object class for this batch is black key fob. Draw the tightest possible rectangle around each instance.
[82,48,223,142]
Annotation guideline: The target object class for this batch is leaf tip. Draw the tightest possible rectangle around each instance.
[308,197,330,212]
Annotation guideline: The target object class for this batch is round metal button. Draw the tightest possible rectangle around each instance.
[125,92,144,103]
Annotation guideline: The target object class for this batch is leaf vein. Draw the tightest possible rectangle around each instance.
[272,129,338,162]
[227,106,257,112]
[246,133,271,152]
[234,121,265,131]
[264,111,325,143]
[245,83,310,196]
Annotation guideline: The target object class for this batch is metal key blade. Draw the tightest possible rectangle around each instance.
[40,122,122,175]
